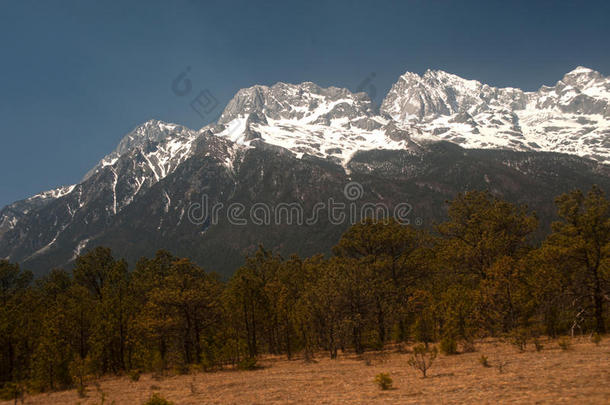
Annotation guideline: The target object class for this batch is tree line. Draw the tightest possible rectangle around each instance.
[0,186,608,393]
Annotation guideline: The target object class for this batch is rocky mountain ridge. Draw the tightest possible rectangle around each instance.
[1,66,608,275]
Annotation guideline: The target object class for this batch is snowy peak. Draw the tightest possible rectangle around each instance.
[0,119,210,260]
[381,69,527,121]
[547,67,610,114]
[562,66,604,85]
[381,67,610,163]
[114,119,194,155]
[211,67,609,165]
[217,82,376,128]
[83,119,198,180]
[211,81,413,165]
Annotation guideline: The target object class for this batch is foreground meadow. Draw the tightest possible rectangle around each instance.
[4,337,609,405]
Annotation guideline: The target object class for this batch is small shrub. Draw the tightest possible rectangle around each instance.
[143,393,174,405]
[511,329,529,352]
[237,357,259,370]
[76,384,88,399]
[496,360,508,373]
[558,337,572,351]
[128,369,141,382]
[149,385,161,391]
[591,333,602,345]
[361,355,373,366]
[407,344,438,378]
[440,337,458,355]
[70,356,90,398]
[533,339,544,352]
[374,373,393,390]
[478,355,490,367]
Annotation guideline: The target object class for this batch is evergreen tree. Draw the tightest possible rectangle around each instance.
[539,186,609,333]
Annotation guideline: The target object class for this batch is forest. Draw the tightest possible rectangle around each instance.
[0,186,608,396]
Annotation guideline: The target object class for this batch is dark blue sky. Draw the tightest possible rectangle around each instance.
[1,0,609,208]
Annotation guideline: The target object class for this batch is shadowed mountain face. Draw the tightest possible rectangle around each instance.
[1,68,609,277]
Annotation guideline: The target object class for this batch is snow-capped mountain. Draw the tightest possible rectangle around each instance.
[381,67,610,163]
[208,81,417,166]
[0,120,200,240]
[1,66,609,275]
[201,66,610,165]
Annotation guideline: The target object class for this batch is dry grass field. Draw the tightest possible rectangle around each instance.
[4,337,609,405]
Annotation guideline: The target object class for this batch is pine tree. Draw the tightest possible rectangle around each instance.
[541,186,609,333]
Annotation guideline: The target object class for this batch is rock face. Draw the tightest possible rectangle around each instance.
[1,67,609,277]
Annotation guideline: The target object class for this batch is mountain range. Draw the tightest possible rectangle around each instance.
[1,67,609,276]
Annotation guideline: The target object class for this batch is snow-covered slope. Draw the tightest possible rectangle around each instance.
[381,67,610,163]
[208,81,418,165]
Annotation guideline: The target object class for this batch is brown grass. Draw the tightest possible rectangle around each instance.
[5,337,610,404]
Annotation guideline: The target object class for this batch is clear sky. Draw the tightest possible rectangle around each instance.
[1,0,609,208]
